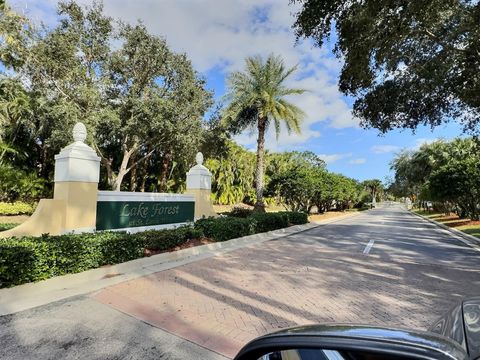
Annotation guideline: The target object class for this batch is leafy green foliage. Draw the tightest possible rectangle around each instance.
[0,223,16,231]
[281,211,309,225]
[194,211,308,242]
[249,212,289,233]
[0,164,46,202]
[0,225,198,288]
[223,54,306,211]
[0,201,35,215]
[390,137,480,219]
[0,211,308,288]
[229,206,254,218]
[206,141,255,205]
[292,0,480,134]
[194,217,257,242]
[0,1,211,195]
[268,154,362,213]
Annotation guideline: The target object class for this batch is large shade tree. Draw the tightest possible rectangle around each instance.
[292,0,480,134]
[223,54,306,212]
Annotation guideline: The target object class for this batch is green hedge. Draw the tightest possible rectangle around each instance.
[194,217,257,242]
[280,211,309,225]
[0,202,35,215]
[194,211,308,242]
[0,226,198,288]
[0,223,17,231]
[0,211,308,288]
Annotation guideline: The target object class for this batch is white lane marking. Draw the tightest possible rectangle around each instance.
[363,239,375,255]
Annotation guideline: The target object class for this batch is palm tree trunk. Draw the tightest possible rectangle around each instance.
[254,117,267,212]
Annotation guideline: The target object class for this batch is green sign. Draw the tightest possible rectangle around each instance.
[96,201,194,230]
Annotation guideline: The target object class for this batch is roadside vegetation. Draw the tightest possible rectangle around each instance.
[390,138,480,221]
[390,138,480,239]
[0,211,308,288]
[0,1,381,223]
[413,210,480,240]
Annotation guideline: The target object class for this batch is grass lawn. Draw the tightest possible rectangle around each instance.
[413,209,480,239]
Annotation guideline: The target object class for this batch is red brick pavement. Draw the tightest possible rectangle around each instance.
[92,239,480,358]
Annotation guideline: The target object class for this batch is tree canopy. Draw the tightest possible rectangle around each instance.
[389,138,480,219]
[0,1,212,193]
[292,0,480,134]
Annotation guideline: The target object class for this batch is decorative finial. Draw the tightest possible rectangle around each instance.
[195,152,204,166]
[72,122,87,143]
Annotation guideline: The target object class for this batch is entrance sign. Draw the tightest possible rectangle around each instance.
[0,123,216,238]
[96,191,194,232]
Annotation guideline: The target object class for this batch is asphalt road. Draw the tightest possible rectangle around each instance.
[1,203,479,359]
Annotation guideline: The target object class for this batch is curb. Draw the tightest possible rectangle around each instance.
[409,210,480,250]
[0,211,362,316]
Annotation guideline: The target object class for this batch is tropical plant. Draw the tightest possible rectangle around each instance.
[223,54,306,211]
[362,179,384,206]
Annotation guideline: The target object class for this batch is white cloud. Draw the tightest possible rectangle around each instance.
[15,0,359,150]
[317,152,352,164]
[370,145,400,154]
[349,158,367,164]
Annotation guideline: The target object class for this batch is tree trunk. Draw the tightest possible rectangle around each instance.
[130,152,137,192]
[254,117,267,212]
[157,151,172,192]
[112,148,132,191]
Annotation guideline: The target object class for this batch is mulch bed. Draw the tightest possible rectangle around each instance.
[446,220,480,228]
[143,237,215,257]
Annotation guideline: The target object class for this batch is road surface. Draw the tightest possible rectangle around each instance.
[1,203,479,359]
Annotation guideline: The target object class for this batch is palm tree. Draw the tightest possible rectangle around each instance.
[363,179,383,208]
[223,54,306,212]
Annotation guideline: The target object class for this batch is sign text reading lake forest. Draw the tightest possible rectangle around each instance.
[96,201,195,230]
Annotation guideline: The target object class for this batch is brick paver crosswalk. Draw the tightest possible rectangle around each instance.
[92,235,480,358]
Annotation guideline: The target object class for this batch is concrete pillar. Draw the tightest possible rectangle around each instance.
[54,122,101,233]
[186,152,217,219]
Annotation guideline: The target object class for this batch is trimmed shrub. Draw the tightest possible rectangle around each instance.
[98,232,144,264]
[0,238,51,286]
[229,206,254,218]
[0,223,17,231]
[195,216,256,242]
[0,202,35,216]
[250,212,289,233]
[280,211,309,225]
[0,212,308,288]
[132,226,203,251]
[0,225,198,288]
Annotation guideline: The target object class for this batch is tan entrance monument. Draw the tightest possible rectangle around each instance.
[0,123,216,239]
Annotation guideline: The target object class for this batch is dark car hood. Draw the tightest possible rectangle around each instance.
[429,297,480,359]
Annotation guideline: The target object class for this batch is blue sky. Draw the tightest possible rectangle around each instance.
[11,0,464,181]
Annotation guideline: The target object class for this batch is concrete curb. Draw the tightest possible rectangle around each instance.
[0,211,362,316]
[409,210,480,249]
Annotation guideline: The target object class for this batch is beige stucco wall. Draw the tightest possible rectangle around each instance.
[186,189,217,219]
[0,199,66,238]
[54,182,98,232]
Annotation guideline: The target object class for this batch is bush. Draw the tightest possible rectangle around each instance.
[194,217,257,242]
[229,206,254,218]
[195,211,309,241]
[0,223,17,231]
[250,212,289,232]
[0,211,309,288]
[280,211,309,225]
[0,225,198,288]
[0,202,35,216]
[132,226,203,251]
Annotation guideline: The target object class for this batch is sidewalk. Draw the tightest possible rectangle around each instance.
[0,211,362,316]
